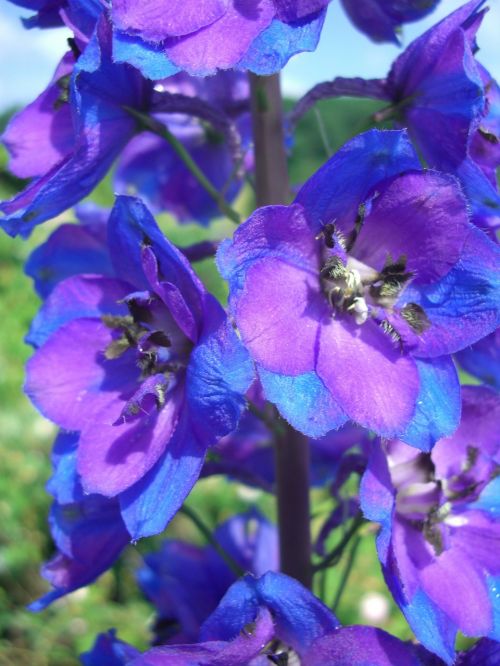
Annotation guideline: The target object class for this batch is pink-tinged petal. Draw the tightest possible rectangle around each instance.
[353,171,469,285]
[235,257,326,376]
[25,318,139,431]
[2,52,75,178]
[77,385,183,497]
[418,547,493,636]
[112,0,229,40]
[317,318,419,436]
[164,0,276,75]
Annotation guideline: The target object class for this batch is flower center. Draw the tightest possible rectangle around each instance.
[317,220,430,346]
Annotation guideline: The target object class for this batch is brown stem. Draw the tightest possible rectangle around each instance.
[249,72,312,588]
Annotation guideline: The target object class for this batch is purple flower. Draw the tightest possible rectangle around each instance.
[138,511,278,644]
[81,627,500,665]
[25,196,253,540]
[114,72,253,224]
[1,18,248,235]
[131,571,340,665]
[360,385,500,663]
[0,17,149,237]
[29,432,131,611]
[110,0,331,78]
[218,129,500,447]
[456,330,500,390]
[341,0,441,44]
[382,0,500,232]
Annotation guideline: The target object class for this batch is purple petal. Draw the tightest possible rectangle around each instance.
[77,384,183,497]
[112,0,229,40]
[25,318,139,431]
[317,318,419,436]
[26,275,131,348]
[295,129,420,234]
[418,547,493,636]
[353,171,470,285]
[274,0,329,22]
[401,226,500,358]
[235,257,325,376]
[164,0,276,75]
[2,52,75,178]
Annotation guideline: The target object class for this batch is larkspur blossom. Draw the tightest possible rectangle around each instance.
[0,18,248,235]
[110,1,332,79]
[138,511,278,644]
[218,128,500,446]
[114,71,253,224]
[25,196,253,540]
[360,385,500,663]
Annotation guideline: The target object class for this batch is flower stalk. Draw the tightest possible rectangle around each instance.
[249,72,312,588]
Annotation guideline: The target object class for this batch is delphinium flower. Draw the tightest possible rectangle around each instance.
[218,128,500,448]
[114,71,253,224]
[137,511,278,644]
[25,195,253,541]
[455,330,500,390]
[110,0,333,79]
[360,385,500,663]
[380,0,500,232]
[29,432,131,610]
[291,0,500,233]
[81,577,500,664]
[341,0,441,44]
[0,17,246,236]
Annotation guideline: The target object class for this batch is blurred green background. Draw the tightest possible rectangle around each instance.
[0,98,445,665]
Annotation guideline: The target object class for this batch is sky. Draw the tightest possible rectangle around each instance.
[0,0,499,111]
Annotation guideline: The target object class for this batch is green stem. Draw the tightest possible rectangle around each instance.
[332,535,361,613]
[124,107,241,225]
[313,513,365,573]
[179,505,245,578]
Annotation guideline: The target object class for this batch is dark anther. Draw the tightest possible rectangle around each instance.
[102,314,134,329]
[322,222,336,249]
[67,37,81,60]
[478,127,499,144]
[148,331,172,348]
[401,303,430,334]
[345,202,366,252]
[268,654,289,665]
[423,512,444,556]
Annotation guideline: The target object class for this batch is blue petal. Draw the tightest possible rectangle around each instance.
[46,431,84,505]
[403,226,500,357]
[112,31,181,80]
[359,442,394,563]
[25,219,112,298]
[236,11,326,75]
[107,196,204,316]
[399,357,461,452]
[186,301,254,446]
[80,630,140,666]
[201,572,339,653]
[486,576,500,641]
[468,476,500,518]
[384,569,457,665]
[295,129,420,233]
[258,367,348,438]
[119,414,207,540]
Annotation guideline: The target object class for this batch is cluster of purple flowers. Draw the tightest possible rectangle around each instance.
[1,0,499,664]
